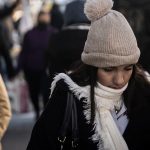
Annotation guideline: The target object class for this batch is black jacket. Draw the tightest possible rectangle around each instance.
[47,24,89,84]
[27,73,150,150]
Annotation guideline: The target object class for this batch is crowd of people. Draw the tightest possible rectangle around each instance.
[0,0,150,150]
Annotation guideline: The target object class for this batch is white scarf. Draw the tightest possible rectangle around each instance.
[94,82,129,150]
[50,73,129,150]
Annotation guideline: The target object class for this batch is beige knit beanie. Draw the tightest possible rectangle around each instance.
[81,0,140,68]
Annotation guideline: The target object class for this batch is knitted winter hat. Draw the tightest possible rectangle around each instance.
[64,0,90,26]
[81,0,140,68]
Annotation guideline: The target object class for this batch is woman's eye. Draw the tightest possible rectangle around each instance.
[103,67,114,72]
[125,66,133,71]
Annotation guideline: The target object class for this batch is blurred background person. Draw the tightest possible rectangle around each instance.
[18,8,57,120]
[0,74,12,150]
[0,0,20,19]
[0,21,15,79]
[0,0,20,80]
[47,0,90,85]
[50,2,64,31]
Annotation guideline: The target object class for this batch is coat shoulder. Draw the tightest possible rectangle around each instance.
[50,73,88,101]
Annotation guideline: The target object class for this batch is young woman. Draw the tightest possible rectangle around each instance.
[26,0,150,150]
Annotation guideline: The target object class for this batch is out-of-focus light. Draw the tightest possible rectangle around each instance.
[55,0,72,4]
[29,0,42,14]
[12,10,23,22]
[42,1,53,12]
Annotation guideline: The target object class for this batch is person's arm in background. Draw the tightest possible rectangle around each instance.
[0,75,12,139]
[0,0,20,19]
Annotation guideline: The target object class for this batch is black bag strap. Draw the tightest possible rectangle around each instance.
[58,92,79,149]
[58,92,73,142]
[71,98,79,148]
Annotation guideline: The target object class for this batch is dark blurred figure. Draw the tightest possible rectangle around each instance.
[50,3,64,31]
[18,10,57,120]
[0,22,14,79]
[113,0,150,73]
[0,0,20,79]
[47,0,90,84]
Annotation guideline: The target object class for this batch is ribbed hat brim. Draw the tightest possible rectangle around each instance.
[81,49,140,67]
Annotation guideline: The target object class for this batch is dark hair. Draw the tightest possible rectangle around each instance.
[68,61,150,123]
[69,61,97,123]
[123,64,150,117]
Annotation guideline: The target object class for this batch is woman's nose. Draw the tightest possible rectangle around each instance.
[113,72,125,87]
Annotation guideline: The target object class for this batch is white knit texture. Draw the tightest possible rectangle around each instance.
[84,0,113,21]
[82,0,140,68]
[94,82,128,150]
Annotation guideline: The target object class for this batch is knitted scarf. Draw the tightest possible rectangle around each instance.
[93,82,129,150]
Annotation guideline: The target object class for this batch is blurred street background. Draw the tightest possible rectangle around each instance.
[2,112,34,150]
[0,0,150,150]
[0,0,72,150]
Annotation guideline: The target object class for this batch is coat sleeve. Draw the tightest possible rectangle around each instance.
[0,75,12,139]
[17,32,29,71]
[26,82,68,150]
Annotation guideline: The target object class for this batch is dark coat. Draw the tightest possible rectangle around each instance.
[47,24,89,83]
[27,73,150,150]
[0,22,15,78]
[19,25,57,72]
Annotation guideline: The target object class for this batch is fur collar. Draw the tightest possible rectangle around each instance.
[50,73,88,99]
[50,73,104,150]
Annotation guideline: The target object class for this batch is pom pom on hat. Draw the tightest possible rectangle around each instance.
[84,0,114,21]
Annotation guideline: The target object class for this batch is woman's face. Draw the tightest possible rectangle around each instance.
[38,12,51,24]
[97,64,134,89]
